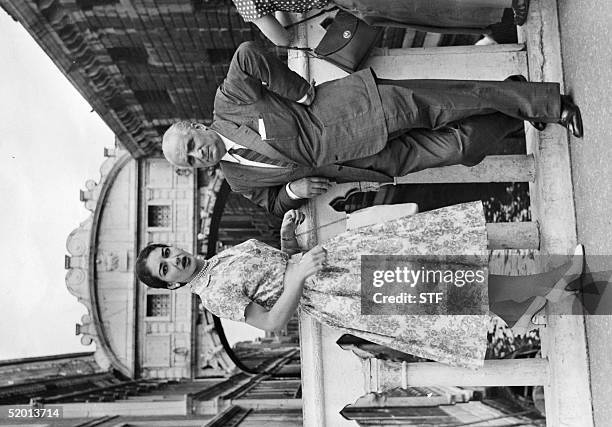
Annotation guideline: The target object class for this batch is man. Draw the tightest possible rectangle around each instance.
[163,41,582,217]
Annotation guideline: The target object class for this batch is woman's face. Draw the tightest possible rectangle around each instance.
[145,246,198,286]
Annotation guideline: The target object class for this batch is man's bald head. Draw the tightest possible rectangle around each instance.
[162,121,226,168]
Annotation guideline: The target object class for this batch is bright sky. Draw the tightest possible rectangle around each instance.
[0,11,260,360]
[0,11,113,360]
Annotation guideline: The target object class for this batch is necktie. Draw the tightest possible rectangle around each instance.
[228,147,293,167]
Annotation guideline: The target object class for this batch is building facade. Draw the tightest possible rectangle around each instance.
[64,143,290,381]
[0,143,302,425]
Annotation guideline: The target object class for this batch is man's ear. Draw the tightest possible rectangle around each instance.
[167,282,185,290]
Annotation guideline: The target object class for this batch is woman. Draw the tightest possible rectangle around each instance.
[232,0,530,46]
[136,202,582,368]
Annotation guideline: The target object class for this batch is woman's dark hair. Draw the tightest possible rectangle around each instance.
[136,243,169,289]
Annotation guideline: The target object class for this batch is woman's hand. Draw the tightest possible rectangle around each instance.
[296,245,327,280]
[281,209,305,240]
[247,241,324,332]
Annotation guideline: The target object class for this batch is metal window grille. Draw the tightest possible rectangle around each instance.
[107,47,149,64]
[75,0,118,10]
[146,294,170,317]
[148,205,171,228]
[133,90,171,104]
[207,48,235,64]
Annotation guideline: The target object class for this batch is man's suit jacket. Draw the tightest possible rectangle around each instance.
[210,42,392,217]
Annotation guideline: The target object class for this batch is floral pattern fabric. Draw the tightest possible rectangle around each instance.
[233,0,330,21]
[189,202,490,368]
[190,239,289,322]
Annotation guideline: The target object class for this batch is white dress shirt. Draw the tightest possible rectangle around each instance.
[217,119,302,199]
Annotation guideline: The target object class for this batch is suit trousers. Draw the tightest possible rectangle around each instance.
[343,113,523,176]
[376,79,561,133]
[340,79,560,176]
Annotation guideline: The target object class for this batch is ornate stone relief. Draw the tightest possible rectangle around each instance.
[65,147,125,373]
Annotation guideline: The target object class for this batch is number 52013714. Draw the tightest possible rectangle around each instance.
[7,407,62,418]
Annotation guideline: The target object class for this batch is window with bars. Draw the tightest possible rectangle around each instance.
[146,294,170,317]
[133,89,171,104]
[75,0,118,10]
[148,205,171,228]
[207,48,235,64]
[190,0,227,12]
[154,125,170,137]
[107,47,149,64]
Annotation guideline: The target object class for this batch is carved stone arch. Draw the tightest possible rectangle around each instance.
[66,150,134,377]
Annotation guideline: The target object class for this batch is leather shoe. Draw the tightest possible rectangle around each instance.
[559,95,584,138]
[505,75,547,131]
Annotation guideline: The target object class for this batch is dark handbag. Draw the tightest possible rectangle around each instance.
[285,9,383,73]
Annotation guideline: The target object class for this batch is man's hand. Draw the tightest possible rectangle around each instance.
[288,177,332,199]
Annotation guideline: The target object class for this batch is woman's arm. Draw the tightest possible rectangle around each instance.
[244,245,326,331]
[280,209,304,256]
[252,14,293,46]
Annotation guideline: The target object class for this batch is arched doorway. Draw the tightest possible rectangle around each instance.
[195,175,299,376]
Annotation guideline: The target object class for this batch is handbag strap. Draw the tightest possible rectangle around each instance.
[279,7,339,52]
[282,6,339,29]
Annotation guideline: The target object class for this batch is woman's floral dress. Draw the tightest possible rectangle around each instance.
[189,202,490,368]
